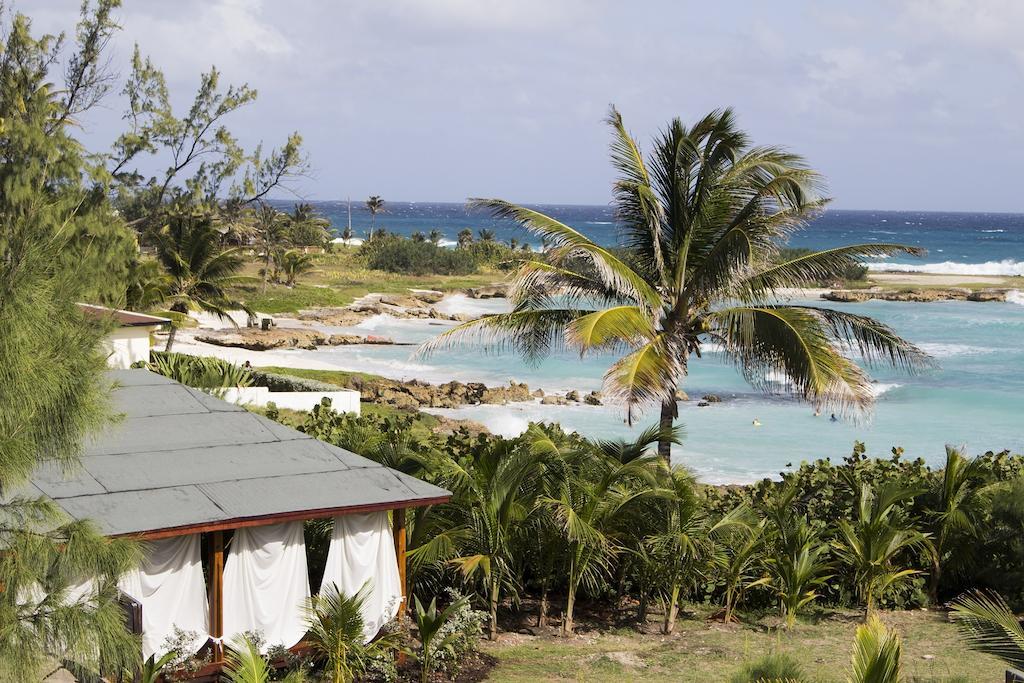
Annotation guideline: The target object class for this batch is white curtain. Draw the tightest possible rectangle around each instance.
[222,521,311,650]
[320,512,402,642]
[119,534,209,659]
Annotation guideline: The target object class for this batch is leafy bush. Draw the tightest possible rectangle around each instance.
[249,369,339,392]
[730,652,807,683]
[417,588,486,678]
[359,235,479,275]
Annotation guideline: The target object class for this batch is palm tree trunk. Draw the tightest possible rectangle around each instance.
[658,399,675,463]
[262,243,271,293]
[564,580,576,635]
[663,584,681,634]
[164,324,177,352]
[488,573,500,640]
[929,555,942,606]
[538,580,549,627]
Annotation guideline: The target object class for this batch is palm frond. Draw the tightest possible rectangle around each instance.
[468,198,661,311]
[950,590,1024,670]
[850,616,902,683]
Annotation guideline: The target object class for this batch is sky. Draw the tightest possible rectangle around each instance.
[23,0,1024,211]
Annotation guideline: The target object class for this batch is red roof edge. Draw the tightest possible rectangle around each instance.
[78,303,171,328]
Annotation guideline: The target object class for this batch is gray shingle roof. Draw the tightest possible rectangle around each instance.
[22,369,449,537]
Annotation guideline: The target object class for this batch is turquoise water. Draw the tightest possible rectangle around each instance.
[280,296,1024,483]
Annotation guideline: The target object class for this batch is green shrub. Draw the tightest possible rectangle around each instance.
[249,369,339,392]
[730,652,807,683]
[359,235,479,275]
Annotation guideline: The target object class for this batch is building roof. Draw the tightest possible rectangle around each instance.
[18,370,450,538]
[78,304,171,328]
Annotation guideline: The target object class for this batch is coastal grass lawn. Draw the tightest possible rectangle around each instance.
[482,608,999,682]
[234,249,501,313]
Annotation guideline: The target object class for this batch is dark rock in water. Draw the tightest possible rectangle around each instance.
[540,395,568,405]
[967,288,1009,302]
[697,401,710,407]
[409,289,445,304]
[701,394,721,403]
[467,283,509,299]
[532,388,545,398]
[583,391,602,406]
[565,390,580,402]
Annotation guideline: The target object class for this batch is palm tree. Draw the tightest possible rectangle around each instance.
[950,590,1024,671]
[304,583,395,683]
[923,446,985,605]
[477,228,495,242]
[646,468,746,633]
[153,205,252,351]
[428,229,443,244]
[410,231,426,243]
[426,434,547,639]
[421,107,930,461]
[767,521,832,628]
[254,202,291,292]
[289,202,331,247]
[413,594,470,683]
[124,258,169,311]
[717,515,770,623]
[544,426,665,633]
[833,482,928,617]
[365,195,385,240]
[456,228,474,247]
[280,249,319,287]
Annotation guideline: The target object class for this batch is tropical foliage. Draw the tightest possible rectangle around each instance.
[295,400,1024,645]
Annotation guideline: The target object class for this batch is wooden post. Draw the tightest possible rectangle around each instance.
[393,508,407,620]
[208,530,225,662]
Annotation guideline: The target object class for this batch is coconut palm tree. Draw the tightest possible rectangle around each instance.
[289,202,331,246]
[477,228,496,242]
[425,433,548,639]
[428,229,443,244]
[153,205,252,351]
[421,107,930,461]
[365,195,385,240]
[280,249,319,287]
[767,521,832,628]
[923,446,986,605]
[544,426,666,633]
[833,482,928,618]
[253,202,291,292]
[456,228,474,247]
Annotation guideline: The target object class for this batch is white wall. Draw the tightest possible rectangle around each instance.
[103,327,154,369]
[222,387,361,415]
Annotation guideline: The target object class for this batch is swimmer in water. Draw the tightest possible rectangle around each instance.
[813,409,821,417]
[752,419,762,427]
[830,413,838,422]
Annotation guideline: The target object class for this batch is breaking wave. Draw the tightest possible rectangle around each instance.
[867,259,1024,276]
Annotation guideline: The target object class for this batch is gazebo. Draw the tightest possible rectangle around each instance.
[24,369,449,676]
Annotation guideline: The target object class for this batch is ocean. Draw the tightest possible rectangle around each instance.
[268,202,1024,482]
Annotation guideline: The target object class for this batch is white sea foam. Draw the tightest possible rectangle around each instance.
[437,239,458,248]
[867,259,1024,276]
[981,229,1006,233]
[1007,290,1024,306]
[917,342,995,357]
[870,383,901,397]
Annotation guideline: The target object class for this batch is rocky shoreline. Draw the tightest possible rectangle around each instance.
[822,287,1013,303]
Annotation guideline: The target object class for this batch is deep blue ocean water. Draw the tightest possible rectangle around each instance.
[265,201,1024,482]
